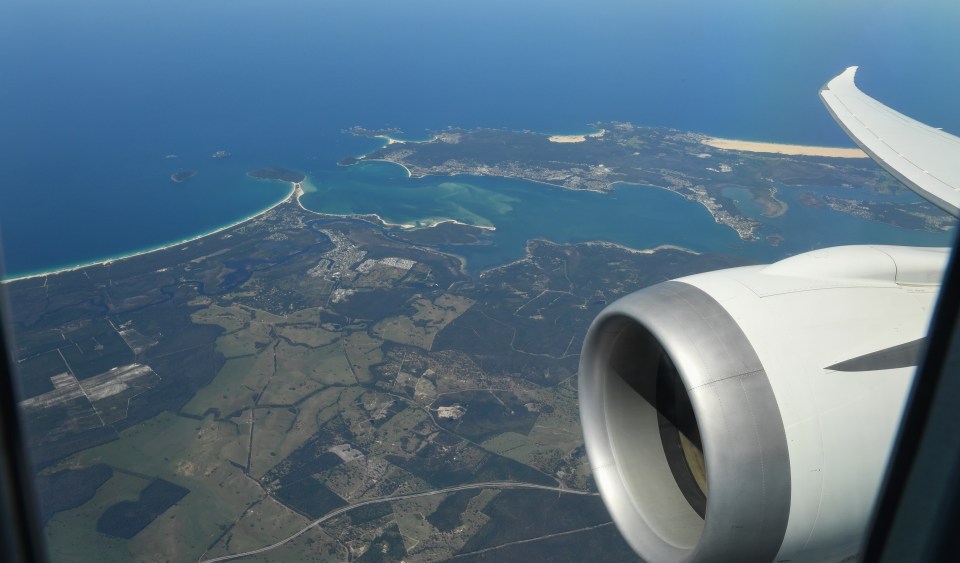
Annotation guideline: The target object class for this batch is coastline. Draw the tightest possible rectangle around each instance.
[376,134,404,145]
[362,158,613,195]
[375,133,438,146]
[480,238,694,277]
[3,183,299,284]
[350,157,758,240]
[548,128,607,143]
[414,218,496,231]
[351,133,762,241]
[578,241,700,256]
[290,186,476,276]
[293,184,496,232]
[701,136,866,158]
[362,158,413,178]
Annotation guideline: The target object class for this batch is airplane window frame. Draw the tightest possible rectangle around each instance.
[863,230,960,562]
[0,276,49,562]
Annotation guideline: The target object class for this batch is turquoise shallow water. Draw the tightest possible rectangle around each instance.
[303,161,745,270]
[5,149,954,279]
[1,0,958,276]
[300,161,954,271]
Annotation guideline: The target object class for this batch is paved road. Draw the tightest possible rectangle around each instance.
[199,481,598,562]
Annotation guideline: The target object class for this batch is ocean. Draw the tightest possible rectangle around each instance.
[1,0,958,277]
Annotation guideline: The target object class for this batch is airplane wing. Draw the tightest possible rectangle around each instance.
[820,66,960,218]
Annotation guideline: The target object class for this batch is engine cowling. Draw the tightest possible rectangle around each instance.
[579,245,947,563]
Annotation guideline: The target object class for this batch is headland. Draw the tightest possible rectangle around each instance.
[342,123,930,243]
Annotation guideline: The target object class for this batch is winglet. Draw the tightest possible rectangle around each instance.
[820,66,960,218]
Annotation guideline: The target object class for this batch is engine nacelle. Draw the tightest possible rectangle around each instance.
[579,245,947,563]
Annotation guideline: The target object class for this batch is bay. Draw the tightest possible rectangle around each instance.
[301,161,953,271]
[1,0,957,276]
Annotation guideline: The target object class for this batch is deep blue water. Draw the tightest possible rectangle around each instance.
[1,0,958,277]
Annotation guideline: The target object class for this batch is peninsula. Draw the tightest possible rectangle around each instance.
[248,167,307,183]
[347,123,950,240]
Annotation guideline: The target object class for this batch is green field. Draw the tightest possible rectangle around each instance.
[12,198,730,561]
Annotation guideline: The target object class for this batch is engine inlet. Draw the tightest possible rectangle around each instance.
[579,280,791,562]
[607,320,708,517]
[595,316,707,551]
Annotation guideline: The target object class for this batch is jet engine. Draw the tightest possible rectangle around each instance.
[579,245,947,563]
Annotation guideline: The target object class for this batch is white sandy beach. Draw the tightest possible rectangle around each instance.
[376,134,439,146]
[15,128,849,284]
[291,186,496,232]
[702,137,866,158]
[415,218,496,231]
[4,183,300,283]
[362,158,413,177]
[579,241,699,255]
[376,135,404,145]
[548,129,607,143]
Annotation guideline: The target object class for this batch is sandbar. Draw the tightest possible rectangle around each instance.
[376,133,439,146]
[376,135,404,145]
[413,218,496,231]
[291,183,494,232]
[579,241,699,255]
[702,137,866,158]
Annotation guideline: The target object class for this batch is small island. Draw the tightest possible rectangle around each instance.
[169,169,197,183]
[211,150,230,159]
[248,167,306,183]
